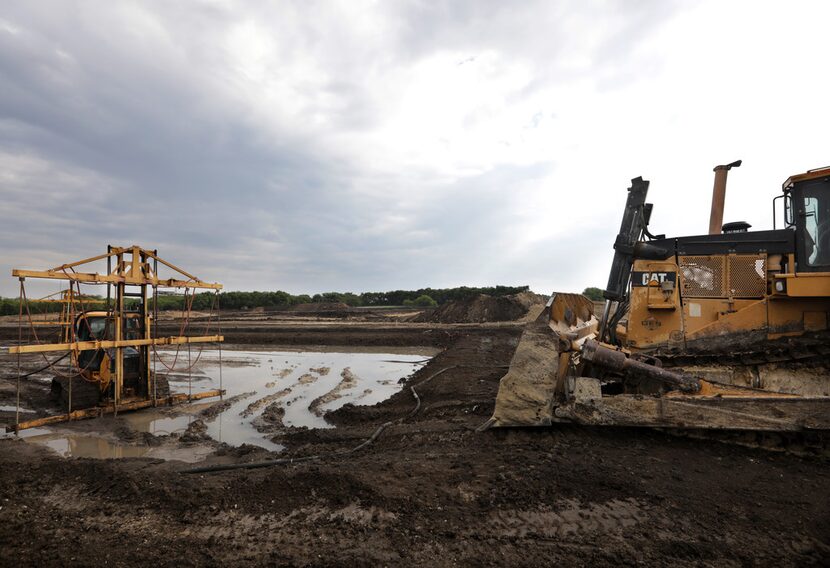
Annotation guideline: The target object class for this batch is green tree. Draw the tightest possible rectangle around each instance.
[582,287,604,301]
[409,294,437,307]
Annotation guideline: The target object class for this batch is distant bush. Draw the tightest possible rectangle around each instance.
[582,287,604,301]
[0,285,532,312]
[403,294,437,307]
[0,298,71,316]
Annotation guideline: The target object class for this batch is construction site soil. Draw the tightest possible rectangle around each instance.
[0,313,828,566]
[415,292,546,324]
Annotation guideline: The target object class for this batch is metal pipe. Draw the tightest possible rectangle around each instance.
[582,339,700,392]
[16,279,22,435]
[115,252,123,412]
[216,290,223,399]
[708,160,742,235]
[106,245,111,312]
[153,254,158,405]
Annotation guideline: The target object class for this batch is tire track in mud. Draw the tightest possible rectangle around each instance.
[32,479,400,564]
[196,504,398,541]
[186,505,400,561]
[474,498,648,540]
[38,483,172,541]
[240,388,293,418]
[199,391,257,421]
[38,477,394,548]
[42,485,87,513]
[185,506,401,563]
[308,367,359,417]
[246,366,332,426]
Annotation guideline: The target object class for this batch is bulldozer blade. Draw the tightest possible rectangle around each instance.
[486,293,597,428]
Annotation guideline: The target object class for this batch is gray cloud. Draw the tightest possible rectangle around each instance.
[6,1,814,299]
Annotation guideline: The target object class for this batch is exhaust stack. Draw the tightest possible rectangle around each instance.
[708,160,742,234]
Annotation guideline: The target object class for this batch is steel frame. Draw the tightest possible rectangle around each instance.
[7,245,225,432]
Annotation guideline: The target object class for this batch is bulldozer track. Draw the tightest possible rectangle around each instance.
[654,333,830,368]
[638,337,830,447]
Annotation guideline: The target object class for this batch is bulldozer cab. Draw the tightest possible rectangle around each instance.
[784,167,830,271]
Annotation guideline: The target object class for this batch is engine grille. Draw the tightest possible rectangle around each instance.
[679,254,766,298]
[679,256,726,297]
[727,255,767,298]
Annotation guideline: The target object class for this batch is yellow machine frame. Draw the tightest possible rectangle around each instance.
[7,245,224,432]
[626,253,830,350]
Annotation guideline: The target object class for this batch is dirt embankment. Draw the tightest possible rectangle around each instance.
[289,302,351,313]
[416,291,547,323]
[0,320,462,347]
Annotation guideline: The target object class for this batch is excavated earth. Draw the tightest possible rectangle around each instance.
[415,292,547,324]
[0,315,828,566]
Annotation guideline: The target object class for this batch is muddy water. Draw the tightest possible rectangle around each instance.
[0,405,36,414]
[17,427,215,462]
[18,348,428,459]
[155,349,427,449]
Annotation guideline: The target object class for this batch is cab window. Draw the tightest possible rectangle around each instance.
[801,192,829,267]
[795,178,830,270]
[803,196,819,264]
[76,317,110,341]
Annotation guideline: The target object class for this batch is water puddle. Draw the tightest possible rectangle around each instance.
[155,349,426,450]
[0,405,36,414]
[17,348,429,460]
[16,427,214,462]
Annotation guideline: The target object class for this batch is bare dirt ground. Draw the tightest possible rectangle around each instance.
[0,314,828,566]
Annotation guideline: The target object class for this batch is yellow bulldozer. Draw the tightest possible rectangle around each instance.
[486,162,830,433]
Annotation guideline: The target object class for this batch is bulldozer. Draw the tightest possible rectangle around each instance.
[485,162,830,433]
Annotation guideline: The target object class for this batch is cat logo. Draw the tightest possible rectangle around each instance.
[632,271,677,287]
[641,317,661,330]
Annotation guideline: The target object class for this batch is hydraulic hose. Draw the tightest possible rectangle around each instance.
[1,351,70,380]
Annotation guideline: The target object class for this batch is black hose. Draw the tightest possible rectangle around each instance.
[183,365,457,474]
[1,351,70,380]
[607,299,629,346]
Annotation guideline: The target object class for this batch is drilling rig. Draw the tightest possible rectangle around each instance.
[7,245,224,432]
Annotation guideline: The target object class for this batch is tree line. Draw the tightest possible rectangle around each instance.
[211,285,531,310]
[0,286,611,315]
[0,285,531,314]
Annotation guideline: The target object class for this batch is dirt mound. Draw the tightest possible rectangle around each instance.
[418,292,546,323]
[289,302,351,313]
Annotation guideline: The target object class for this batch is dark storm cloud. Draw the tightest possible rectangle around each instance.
[0,1,680,296]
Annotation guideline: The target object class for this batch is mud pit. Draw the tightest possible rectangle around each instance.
[0,319,828,566]
[1,348,428,459]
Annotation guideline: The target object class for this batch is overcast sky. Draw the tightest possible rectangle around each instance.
[1,1,828,298]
